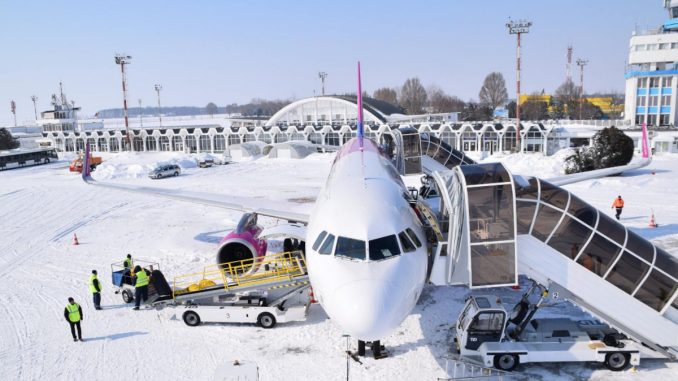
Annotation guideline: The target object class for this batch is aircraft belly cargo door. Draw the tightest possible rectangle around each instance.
[429,163,518,288]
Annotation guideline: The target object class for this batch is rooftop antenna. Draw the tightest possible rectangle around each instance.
[115,53,133,151]
[318,72,328,96]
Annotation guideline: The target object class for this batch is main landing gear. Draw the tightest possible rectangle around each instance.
[357,340,389,359]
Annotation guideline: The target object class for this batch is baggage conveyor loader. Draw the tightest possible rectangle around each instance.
[158,251,312,328]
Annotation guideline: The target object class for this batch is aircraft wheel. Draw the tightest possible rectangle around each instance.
[494,353,518,371]
[604,352,629,371]
[257,312,276,329]
[122,290,134,303]
[183,311,201,327]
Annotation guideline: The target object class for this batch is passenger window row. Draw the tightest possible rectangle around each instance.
[514,178,678,313]
[310,228,422,261]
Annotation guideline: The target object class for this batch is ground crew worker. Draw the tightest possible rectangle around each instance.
[133,265,150,310]
[123,254,134,285]
[64,297,83,342]
[90,270,102,310]
[611,195,625,220]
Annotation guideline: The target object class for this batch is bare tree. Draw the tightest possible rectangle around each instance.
[478,72,508,111]
[205,102,218,117]
[428,86,465,113]
[372,87,398,106]
[520,99,549,120]
[553,80,581,119]
[400,78,427,114]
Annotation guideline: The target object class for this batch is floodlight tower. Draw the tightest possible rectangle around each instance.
[31,95,38,120]
[318,72,328,96]
[506,18,532,151]
[10,100,16,127]
[115,54,133,150]
[566,45,573,83]
[138,99,143,127]
[154,84,163,128]
[576,58,589,119]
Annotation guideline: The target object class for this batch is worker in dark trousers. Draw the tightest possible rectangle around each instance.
[90,270,102,310]
[64,297,83,342]
[133,265,150,310]
[611,195,625,220]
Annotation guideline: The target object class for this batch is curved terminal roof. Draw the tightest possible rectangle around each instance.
[266,95,403,126]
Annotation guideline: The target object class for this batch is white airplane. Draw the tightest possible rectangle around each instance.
[82,63,651,357]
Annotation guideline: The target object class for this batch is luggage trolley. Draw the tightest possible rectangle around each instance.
[110,259,160,304]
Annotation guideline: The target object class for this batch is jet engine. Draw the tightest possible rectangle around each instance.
[216,213,267,273]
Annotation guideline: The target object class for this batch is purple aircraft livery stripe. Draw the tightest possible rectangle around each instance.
[357,61,364,150]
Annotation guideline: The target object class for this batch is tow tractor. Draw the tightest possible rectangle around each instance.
[454,282,654,372]
[109,251,311,329]
[70,151,102,172]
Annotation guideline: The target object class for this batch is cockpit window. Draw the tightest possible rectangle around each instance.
[335,237,366,260]
[405,228,422,248]
[312,231,327,251]
[398,231,416,253]
[318,234,335,255]
[369,235,401,260]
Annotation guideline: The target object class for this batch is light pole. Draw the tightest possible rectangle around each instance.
[31,95,38,120]
[114,54,133,150]
[318,72,328,96]
[138,99,143,127]
[10,100,16,127]
[506,19,532,152]
[576,58,589,120]
[155,84,163,128]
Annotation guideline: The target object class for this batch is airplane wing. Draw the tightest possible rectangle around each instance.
[81,146,310,224]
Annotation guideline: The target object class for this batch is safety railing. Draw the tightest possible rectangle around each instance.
[172,251,306,299]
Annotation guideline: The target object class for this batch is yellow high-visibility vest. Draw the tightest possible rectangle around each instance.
[135,270,150,287]
[66,303,81,322]
[89,274,100,293]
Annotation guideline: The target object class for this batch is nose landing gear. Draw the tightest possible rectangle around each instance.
[357,340,389,359]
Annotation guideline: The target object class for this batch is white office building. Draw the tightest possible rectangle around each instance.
[625,0,678,126]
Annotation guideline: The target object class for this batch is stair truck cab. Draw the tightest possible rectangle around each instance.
[454,283,655,372]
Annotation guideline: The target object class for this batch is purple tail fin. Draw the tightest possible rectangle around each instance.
[357,62,364,150]
[641,122,649,159]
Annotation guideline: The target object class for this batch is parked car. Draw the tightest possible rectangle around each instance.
[214,153,233,165]
[148,164,181,179]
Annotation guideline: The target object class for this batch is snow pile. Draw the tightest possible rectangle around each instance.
[481,148,574,178]
[92,152,199,180]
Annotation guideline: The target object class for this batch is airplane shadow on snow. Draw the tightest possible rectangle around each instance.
[193,229,233,245]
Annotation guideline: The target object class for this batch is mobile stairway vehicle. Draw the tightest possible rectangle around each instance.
[453,283,662,372]
[110,251,311,329]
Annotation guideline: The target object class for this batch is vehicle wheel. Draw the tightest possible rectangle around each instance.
[604,352,629,371]
[494,353,519,371]
[173,172,178,177]
[257,312,276,329]
[45,158,50,163]
[122,290,134,303]
[183,311,201,327]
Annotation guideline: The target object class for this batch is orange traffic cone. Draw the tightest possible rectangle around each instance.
[309,287,317,304]
[649,210,658,228]
[73,233,80,245]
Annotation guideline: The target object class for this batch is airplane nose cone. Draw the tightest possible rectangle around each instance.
[329,279,405,341]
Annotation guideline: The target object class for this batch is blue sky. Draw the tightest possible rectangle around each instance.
[0,0,667,125]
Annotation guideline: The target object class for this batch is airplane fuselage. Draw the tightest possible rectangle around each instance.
[306,138,429,341]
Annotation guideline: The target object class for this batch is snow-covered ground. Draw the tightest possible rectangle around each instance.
[1,151,677,380]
